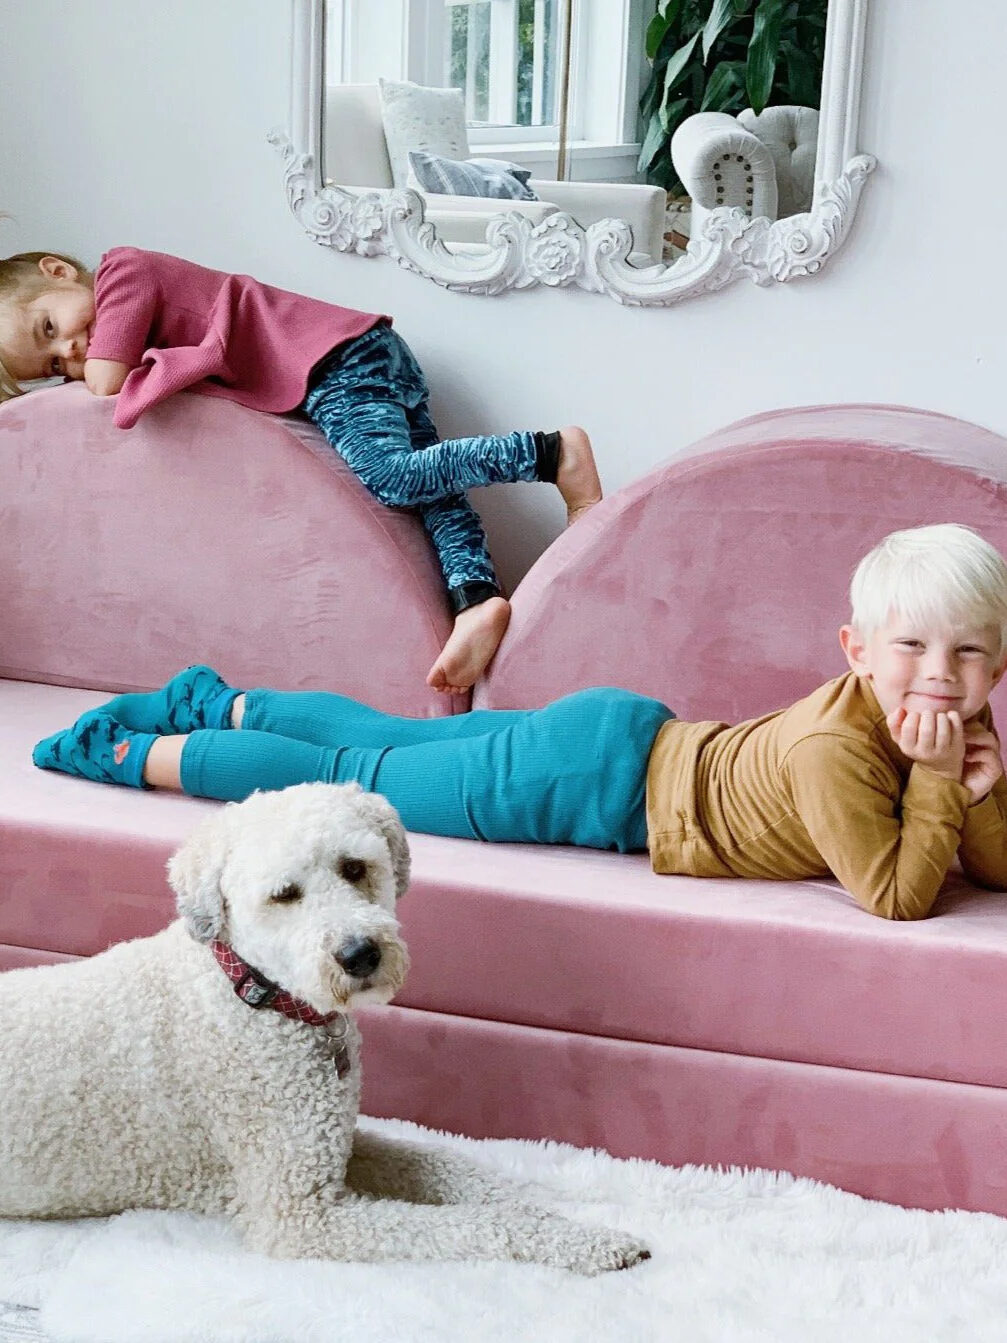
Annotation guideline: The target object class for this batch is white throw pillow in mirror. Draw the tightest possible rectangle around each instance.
[407,151,539,201]
[378,78,469,188]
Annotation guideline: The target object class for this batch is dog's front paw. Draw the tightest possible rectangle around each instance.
[556,1223,651,1275]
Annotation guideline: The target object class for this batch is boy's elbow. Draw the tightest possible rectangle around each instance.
[887,905,932,922]
[863,893,934,921]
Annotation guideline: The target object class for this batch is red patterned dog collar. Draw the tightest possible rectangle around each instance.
[211,940,342,1028]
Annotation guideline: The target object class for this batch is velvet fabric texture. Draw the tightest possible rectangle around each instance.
[0,384,465,716]
[2,677,1007,1070]
[8,681,1007,1215]
[9,399,1007,1219]
[357,1006,1007,1217]
[474,404,1007,726]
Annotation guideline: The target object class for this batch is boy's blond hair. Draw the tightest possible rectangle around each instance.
[850,524,1007,654]
[0,251,91,405]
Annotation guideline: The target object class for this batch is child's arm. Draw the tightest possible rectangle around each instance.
[83,359,131,397]
[84,247,159,397]
[783,731,972,920]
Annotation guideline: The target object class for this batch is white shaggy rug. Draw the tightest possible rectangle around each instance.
[2,1115,1007,1343]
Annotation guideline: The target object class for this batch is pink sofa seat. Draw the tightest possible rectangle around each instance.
[0,383,464,715]
[7,677,1007,1099]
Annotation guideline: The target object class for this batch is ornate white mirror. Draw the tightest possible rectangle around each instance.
[273,0,875,306]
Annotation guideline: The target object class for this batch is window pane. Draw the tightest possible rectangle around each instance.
[446,1,489,123]
[443,0,561,130]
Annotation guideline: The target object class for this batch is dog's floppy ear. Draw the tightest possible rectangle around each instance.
[352,790,411,900]
[167,808,231,943]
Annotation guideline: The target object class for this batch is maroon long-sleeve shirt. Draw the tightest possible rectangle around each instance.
[86,246,386,429]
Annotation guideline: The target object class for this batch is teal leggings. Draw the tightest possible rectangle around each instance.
[179,687,674,851]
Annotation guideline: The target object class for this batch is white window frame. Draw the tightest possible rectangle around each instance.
[439,0,558,135]
[326,0,646,160]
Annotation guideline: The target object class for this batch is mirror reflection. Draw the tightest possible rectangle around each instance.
[321,1,828,267]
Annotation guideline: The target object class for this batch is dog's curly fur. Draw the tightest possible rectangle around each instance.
[0,782,647,1273]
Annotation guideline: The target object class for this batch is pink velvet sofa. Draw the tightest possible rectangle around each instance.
[5,387,1007,1219]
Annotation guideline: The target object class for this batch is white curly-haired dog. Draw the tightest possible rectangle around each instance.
[0,782,648,1273]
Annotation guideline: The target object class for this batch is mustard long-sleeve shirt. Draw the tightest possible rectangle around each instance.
[645,671,1007,919]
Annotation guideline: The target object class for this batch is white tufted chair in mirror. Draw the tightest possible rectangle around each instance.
[671,105,820,240]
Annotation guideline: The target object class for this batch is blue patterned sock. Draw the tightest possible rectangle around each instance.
[32,709,157,789]
[102,665,240,733]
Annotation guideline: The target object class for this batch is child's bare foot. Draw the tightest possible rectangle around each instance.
[556,425,602,525]
[426,596,511,694]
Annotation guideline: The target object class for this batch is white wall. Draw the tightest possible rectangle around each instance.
[2,1,1004,590]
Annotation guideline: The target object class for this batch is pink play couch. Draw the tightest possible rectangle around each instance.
[5,387,1007,1218]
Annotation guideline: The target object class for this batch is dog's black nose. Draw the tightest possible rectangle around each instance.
[335,937,382,979]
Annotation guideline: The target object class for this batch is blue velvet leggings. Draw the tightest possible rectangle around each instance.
[179,686,674,851]
[302,324,541,601]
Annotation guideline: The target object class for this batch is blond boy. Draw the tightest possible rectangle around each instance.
[646,523,1007,917]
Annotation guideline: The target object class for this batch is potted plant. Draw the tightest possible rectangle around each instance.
[639,0,829,196]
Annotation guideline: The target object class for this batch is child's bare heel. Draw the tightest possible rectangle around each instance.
[426,596,511,694]
[556,426,602,525]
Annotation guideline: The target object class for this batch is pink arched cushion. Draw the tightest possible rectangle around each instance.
[0,383,464,716]
[476,404,1007,725]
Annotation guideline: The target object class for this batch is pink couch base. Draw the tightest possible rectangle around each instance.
[357,1004,1007,1217]
[0,944,75,969]
[1,945,1000,1217]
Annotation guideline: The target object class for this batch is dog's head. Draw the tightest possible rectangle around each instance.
[168,782,411,1013]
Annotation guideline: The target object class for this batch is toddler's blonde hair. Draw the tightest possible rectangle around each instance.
[0,250,91,406]
[850,524,1007,654]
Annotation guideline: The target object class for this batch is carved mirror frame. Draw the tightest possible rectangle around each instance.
[271,0,876,306]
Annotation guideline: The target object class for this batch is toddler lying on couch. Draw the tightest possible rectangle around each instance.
[0,246,602,695]
[33,523,1007,921]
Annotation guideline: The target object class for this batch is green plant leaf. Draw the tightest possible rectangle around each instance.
[780,40,819,107]
[639,73,662,121]
[746,0,788,114]
[645,12,671,61]
[661,30,702,102]
[638,114,671,172]
[700,60,745,111]
[647,0,688,62]
[659,94,689,136]
[702,0,736,61]
[732,0,753,12]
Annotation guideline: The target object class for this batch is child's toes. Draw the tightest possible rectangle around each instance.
[32,729,69,770]
[32,709,155,789]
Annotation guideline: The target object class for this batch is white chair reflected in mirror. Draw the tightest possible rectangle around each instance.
[671,106,820,240]
[323,84,668,265]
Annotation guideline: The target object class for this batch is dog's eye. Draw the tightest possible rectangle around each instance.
[338,858,368,884]
[270,883,303,904]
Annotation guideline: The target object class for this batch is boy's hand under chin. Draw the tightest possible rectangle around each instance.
[961,721,1005,804]
[887,707,1004,804]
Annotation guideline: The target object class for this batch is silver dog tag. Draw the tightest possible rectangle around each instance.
[325,1016,352,1080]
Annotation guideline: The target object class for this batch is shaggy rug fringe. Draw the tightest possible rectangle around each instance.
[2,1115,1006,1343]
